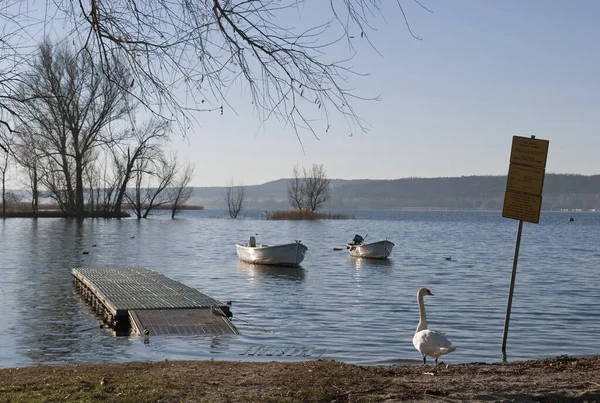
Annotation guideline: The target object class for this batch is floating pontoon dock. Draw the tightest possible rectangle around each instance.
[72,267,239,336]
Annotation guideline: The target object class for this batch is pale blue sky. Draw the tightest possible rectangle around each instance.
[173,1,599,186]
[65,1,600,187]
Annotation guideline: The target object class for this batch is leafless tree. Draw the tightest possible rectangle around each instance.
[169,163,195,219]
[303,164,331,212]
[0,147,8,213]
[42,1,430,139]
[84,152,117,213]
[286,163,331,212]
[287,164,305,210]
[12,127,41,213]
[12,39,133,218]
[224,178,246,219]
[0,6,30,137]
[39,157,69,213]
[125,153,179,219]
[0,1,431,149]
[4,191,21,208]
[111,119,172,216]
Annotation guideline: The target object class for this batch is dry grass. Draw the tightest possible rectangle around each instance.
[1,356,599,402]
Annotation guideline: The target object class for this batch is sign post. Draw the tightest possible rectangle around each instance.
[501,135,549,362]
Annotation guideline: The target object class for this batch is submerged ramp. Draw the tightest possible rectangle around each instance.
[72,267,238,336]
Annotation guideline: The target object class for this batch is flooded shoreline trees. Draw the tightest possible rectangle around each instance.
[273,163,336,219]
[224,178,246,219]
[0,1,428,216]
[5,41,195,218]
[286,164,331,213]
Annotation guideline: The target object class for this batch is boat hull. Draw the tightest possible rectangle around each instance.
[347,240,394,259]
[236,242,308,266]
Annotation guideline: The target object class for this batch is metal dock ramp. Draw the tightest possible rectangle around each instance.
[72,267,238,336]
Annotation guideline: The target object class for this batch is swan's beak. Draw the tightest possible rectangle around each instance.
[427,291,434,296]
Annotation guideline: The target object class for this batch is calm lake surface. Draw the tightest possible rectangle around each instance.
[0,210,599,368]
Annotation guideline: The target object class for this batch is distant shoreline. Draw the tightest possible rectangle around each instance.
[0,204,205,218]
[0,211,130,218]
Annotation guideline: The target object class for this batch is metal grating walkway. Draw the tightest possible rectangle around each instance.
[72,267,238,336]
[130,308,238,336]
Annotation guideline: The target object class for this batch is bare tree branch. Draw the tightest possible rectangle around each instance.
[169,162,194,218]
[224,177,246,218]
[287,163,305,210]
[11,39,133,217]
[46,0,430,139]
[303,163,331,212]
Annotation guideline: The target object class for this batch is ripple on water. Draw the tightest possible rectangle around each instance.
[0,210,599,367]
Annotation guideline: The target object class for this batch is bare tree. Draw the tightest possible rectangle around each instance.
[12,127,41,213]
[40,1,430,139]
[84,152,119,214]
[224,178,246,219]
[303,164,331,212]
[125,153,179,219]
[0,147,8,214]
[0,1,430,150]
[0,7,30,136]
[12,39,133,218]
[287,164,305,210]
[4,191,22,209]
[169,163,195,219]
[111,119,171,216]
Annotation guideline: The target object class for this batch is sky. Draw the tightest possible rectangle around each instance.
[163,0,598,187]
[8,1,598,188]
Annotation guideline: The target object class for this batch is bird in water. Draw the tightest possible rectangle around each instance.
[444,256,452,261]
[412,287,456,365]
[143,326,150,345]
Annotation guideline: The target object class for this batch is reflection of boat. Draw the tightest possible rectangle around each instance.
[350,256,394,269]
[236,237,308,266]
[238,261,305,280]
[346,234,394,259]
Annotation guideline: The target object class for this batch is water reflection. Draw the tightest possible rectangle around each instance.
[349,256,394,269]
[238,261,305,280]
[2,211,600,367]
[12,219,131,365]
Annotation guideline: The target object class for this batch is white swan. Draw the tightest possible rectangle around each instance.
[412,287,456,365]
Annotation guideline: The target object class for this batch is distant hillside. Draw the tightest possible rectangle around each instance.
[188,174,600,211]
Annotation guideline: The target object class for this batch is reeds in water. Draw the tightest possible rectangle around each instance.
[267,209,352,220]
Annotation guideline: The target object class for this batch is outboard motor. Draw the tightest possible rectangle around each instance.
[249,236,256,247]
[352,234,364,245]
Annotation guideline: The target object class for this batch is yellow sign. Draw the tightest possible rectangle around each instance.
[502,191,542,224]
[506,164,545,196]
[509,136,549,168]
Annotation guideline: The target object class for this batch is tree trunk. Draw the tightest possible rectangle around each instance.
[1,176,5,214]
[32,169,38,215]
[114,157,135,215]
[75,151,85,218]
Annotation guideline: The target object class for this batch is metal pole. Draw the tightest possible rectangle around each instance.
[501,219,524,362]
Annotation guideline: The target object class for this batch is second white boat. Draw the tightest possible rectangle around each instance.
[346,235,394,259]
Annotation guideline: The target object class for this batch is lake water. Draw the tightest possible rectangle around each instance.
[0,210,599,368]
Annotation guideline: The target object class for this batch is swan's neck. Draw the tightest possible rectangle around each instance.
[416,294,427,333]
